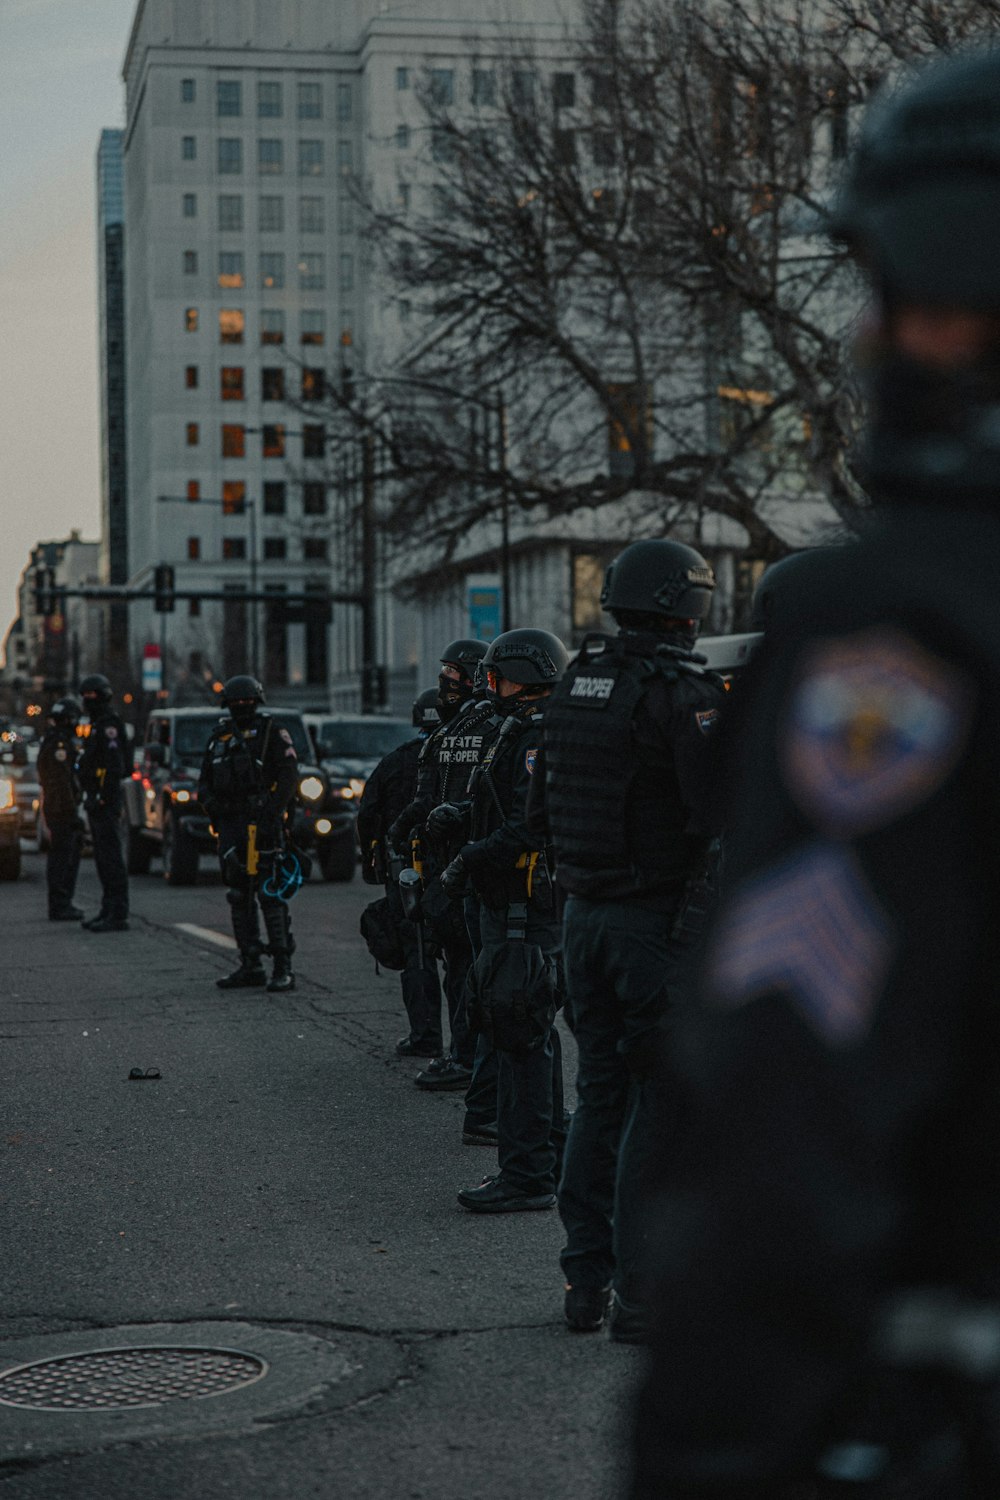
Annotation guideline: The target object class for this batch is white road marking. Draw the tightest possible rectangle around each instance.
[174,923,238,951]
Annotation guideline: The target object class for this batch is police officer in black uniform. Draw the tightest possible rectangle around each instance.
[198,675,299,993]
[533,540,724,1338]
[78,672,130,932]
[37,696,84,921]
[357,688,444,1056]
[633,50,1000,1498]
[436,627,569,1212]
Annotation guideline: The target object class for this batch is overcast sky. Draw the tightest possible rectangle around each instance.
[0,0,136,641]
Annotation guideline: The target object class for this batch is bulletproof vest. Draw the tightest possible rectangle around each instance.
[209,714,270,801]
[544,635,705,900]
[38,729,79,820]
[469,709,542,843]
[422,697,501,802]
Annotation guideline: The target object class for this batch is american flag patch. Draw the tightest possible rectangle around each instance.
[706,843,892,1046]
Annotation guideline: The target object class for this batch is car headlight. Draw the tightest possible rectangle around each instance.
[298,775,324,802]
[173,788,192,804]
[315,817,333,836]
[332,784,355,799]
[349,778,366,798]
[0,779,13,811]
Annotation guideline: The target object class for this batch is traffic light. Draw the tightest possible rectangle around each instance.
[32,568,56,616]
[154,563,176,613]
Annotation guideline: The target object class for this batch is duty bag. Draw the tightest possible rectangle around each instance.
[359,896,406,971]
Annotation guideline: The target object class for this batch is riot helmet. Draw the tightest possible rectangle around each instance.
[601,540,715,642]
[750,548,843,633]
[437,638,489,719]
[481,628,568,709]
[831,49,1000,504]
[49,696,82,725]
[412,688,441,731]
[79,674,113,715]
[222,674,264,727]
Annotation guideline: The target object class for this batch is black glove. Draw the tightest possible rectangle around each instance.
[439,855,468,897]
[426,802,468,840]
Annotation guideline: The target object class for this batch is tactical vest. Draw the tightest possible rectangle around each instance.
[544,635,707,901]
[421,697,501,802]
[209,714,271,802]
[469,709,542,843]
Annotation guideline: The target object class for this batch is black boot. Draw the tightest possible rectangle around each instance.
[268,951,295,993]
[262,903,295,992]
[217,954,267,989]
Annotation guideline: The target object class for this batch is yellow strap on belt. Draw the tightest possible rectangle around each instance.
[516,851,540,898]
[247,822,259,877]
[96,766,106,786]
[411,836,424,879]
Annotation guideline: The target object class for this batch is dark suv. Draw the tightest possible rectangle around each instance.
[122,707,356,885]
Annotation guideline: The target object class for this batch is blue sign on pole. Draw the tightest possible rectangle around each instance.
[468,583,502,642]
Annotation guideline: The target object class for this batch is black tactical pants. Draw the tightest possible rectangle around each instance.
[558,895,686,1305]
[217,818,292,961]
[87,803,128,921]
[46,817,82,916]
[462,893,499,1127]
[386,880,443,1053]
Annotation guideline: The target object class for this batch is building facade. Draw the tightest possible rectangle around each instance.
[97,129,131,687]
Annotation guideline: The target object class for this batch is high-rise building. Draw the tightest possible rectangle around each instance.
[97,128,130,685]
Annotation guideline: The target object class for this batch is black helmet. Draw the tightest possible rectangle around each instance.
[601,540,715,622]
[222,675,264,708]
[482,629,569,687]
[832,51,1000,311]
[79,673,112,706]
[750,549,843,632]
[49,696,82,723]
[439,639,489,677]
[412,688,441,730]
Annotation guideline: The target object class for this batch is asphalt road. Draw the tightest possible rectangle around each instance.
[0,848,640,1498]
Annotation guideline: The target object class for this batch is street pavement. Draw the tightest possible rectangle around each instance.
[0,849,641,1498]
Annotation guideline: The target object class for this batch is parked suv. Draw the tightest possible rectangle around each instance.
[303,713,413,801]
[123,707,356,885]
[0,756,21,881]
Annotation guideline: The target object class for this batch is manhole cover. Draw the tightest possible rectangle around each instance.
[0,1347,266,1411]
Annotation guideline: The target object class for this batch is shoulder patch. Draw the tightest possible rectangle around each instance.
[695,708,721,735]
[104,725,118,740]
[782,629,973,837]
[525,748,538,775]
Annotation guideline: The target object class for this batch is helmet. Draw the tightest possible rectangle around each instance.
[439,639,489,676]
[481,629,569,687]
[437,638,489,719]
[222,675,264,708]
[49,696,82,724]
[750,549,842,632]
[412,688,441,730]
[601,540,715,622]
[79,673,112,707]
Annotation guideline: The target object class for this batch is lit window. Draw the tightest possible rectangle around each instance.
[187,536,201,560]
[181,78,195,103]
[218,251,244,288]
[185,366,198,389]
[259,195,283,232]
[221,424,245,458]
[219,308,244,344]
[260,309,285,345]
[218,138,242,174]
[472,70,496,106]
[337,83,352,122]
[298,253,324,290]
[258,80,282,118]
[186,307,199,332]
[263,481,286,515]
[186,422,199,446]
[339,253,354,294]
[222,480,246,514]
[396,123,410,150]
[258,138,283,174]
[299,139,323,176]
[553,72,576,108]
[262,424,285,458]
[183,250,198,274]
[182,136,196,161]
[298,81,322,119]
[301,310,325,345]
[299,195,324,232]
[263,537,287,560]
[260,251,285,289]
[182,192,197,217]
[303,425,325,457]
[301,368,326,401]
[221,367,245,401]
[396,66,409,91]
[430,69,454,105]
[262,367,285,401]
[186,480,201,502]
[218,194,243,231]
[223,537,247,560]
[217,80,242,117]
[304,537,328,560]
[607,381,653,477]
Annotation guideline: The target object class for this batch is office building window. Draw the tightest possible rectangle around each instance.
[260,251,285,289]
[396,123,410,150]
[186,422,199,446]
[217,80,241,116]
[430,69,454,105]
[303,424,325,457]
[218,194,243,231]
[304,537,328,561]
[513,70,536,106]
[340,195,354,232]
[338,83,352,122]
[258,138,283,174]
[219,308,244,343]
[185,365,198,389]
[263,481,286,515]
[258,80,282,117]
[303,481,326,514]
[218,251,244,288]
[186,480,201,502]
[260,309,284,345]
[299,139,323,176]
[221,424,245,458]
[187,536,201,560]
[182,136,196,160]
[339,253,354,294]
[182,192,197,217]
[301,367,326,401]
[183,250,198,274]
[222,480,246,514]
[397,66,409,90]
[263,537,287,560]
[337,139,352,175]
[299,195,324,232]
[472,70,496,106]
[181,78,195,103]
[259,194,283,231]
[223,537,247,560]
[298,81,322,119]
[553,72,576,108]
[263,424,286,458]
[221,366,244,401]
[298,253,324,289]
[396,181,410,211]
[301,310,325,345]
[218,138,242,174]
[262,367,285,400]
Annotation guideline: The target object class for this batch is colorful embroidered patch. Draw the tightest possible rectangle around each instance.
[706,843,892,1046]
[782,630,972,836]
[525,748,538,775]
[695,708,720,735]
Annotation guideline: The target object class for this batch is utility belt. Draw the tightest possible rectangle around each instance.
[477,848,556,914]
